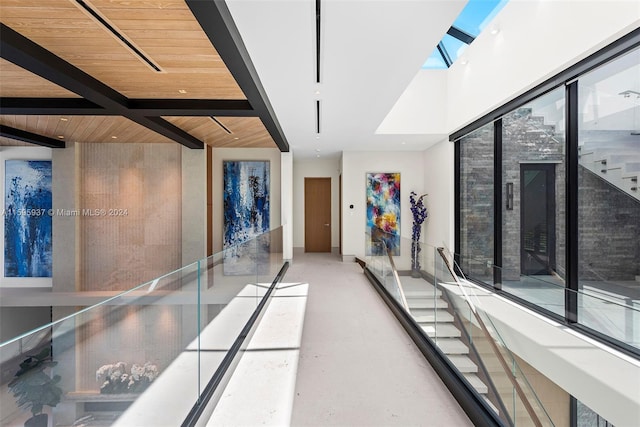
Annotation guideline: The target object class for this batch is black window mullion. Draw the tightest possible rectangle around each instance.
[494,119,503,289]
[565,81,579,323]
[454,139,461,268]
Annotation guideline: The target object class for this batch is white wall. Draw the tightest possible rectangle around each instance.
[281,152,293,259]
[0,147,53,288]
[341,151,425,261]
[423,139,454,251]
[212,148,282,253]
[446,0,640,133]
[292,157,340,249]
[377,1,640,138]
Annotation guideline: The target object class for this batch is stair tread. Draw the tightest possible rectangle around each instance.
[448,355,478,373]
[413,310,454,323]
[436,338,469,354]
[408,300,449,309]
[464,374,489,394]
[421,323,461,338]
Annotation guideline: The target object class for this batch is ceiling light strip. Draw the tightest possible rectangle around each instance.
[316,0,321,83]
[316,100,321,134]
[210,116,233,134]
[73,0,163,73]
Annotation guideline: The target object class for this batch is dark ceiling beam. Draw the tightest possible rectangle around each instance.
[0,98,107,115]
[447,26,475,45]
[127,99,257,117]
[0,98,257,117]
[186,0,290,152]
[1,125,66,148]
[0,24,204,149]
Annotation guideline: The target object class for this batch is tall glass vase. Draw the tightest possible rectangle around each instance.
[411,223,422,277]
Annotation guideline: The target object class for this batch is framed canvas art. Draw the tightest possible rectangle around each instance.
[366,172,400,256]
[223,160,270,275]
[4,160,52,277]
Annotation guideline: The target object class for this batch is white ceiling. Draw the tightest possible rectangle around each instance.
[227,0,466,159]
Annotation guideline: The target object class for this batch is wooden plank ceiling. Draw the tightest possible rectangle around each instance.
[0,0,279,148]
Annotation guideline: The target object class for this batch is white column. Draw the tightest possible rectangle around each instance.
[281,151,293,260]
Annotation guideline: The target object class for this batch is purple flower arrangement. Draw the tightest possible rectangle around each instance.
[409,191,428,273]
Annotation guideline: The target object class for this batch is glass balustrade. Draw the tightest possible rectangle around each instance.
[364,231,554,426]
[0,227,284,427]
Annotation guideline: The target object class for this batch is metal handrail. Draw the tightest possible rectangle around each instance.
[436,247,544,427]
[383,244,410,312]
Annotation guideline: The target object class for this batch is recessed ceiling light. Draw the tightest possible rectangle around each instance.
[314,90,321,95]
[315,136,320,139]
[316,154,320,158]
[460,58,469,65]
[489,26,500,35]
[60,117,68,122]
[111,136,118,139]
[178,89,187,94]
[234,137,239,140]
[315,148,321,152]
[57,135,64,139]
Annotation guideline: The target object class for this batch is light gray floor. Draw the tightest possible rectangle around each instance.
[285,250,472,427]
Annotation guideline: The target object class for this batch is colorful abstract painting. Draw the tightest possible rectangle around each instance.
[4,160,52,277]
[223,161,270,275]
[366,172,400,256]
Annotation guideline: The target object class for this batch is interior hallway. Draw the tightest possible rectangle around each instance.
[210,249,472,426]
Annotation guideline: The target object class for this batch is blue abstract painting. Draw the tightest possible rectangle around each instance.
[366,172,400,256]
[4,160,52,277]
[223,161,270,275]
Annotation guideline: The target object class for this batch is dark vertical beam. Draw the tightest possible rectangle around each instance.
[186,0,290,152]
[0,125,65,148]
[565,81,579,323]
[454,139,462,268]
[316,0,321,83]
[493,119,503,289]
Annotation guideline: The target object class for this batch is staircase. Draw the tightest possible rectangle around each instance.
[401,277,490,396]
[578,134,640,202]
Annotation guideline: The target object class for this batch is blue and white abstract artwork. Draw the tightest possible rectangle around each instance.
[4,160,52,277]
[223,161,270,275]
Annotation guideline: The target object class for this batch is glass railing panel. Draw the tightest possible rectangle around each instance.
[574,286,640,350]
[434,247,554,426]
[0,227,285,427]
[0,260,202,427]
[456,249,640,351]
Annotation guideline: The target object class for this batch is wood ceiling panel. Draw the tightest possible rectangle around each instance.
[0,115,175,144]
[0,0,245,99]
[0,136,32,146]
[0,59,81,98]
[164,116,277,148]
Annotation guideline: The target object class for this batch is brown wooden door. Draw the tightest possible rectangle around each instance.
[305,177,331,252]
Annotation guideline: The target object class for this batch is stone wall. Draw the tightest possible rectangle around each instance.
[578,167,640,281]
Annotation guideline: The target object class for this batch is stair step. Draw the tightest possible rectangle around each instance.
[413,310,454,323]
[408,299,449,309]
[483,396,500,415]
[464,373,489,394]
[448,355,478,373]
[436,338,469,355]
[403,288,442,298]
[421,323,461,338]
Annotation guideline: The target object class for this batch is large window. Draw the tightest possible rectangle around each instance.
[455,32,640,354]
[501,88,567,317]
[459,123,494,284]
[578,48,640,348]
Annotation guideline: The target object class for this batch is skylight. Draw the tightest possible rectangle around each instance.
[423,0,508,69]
